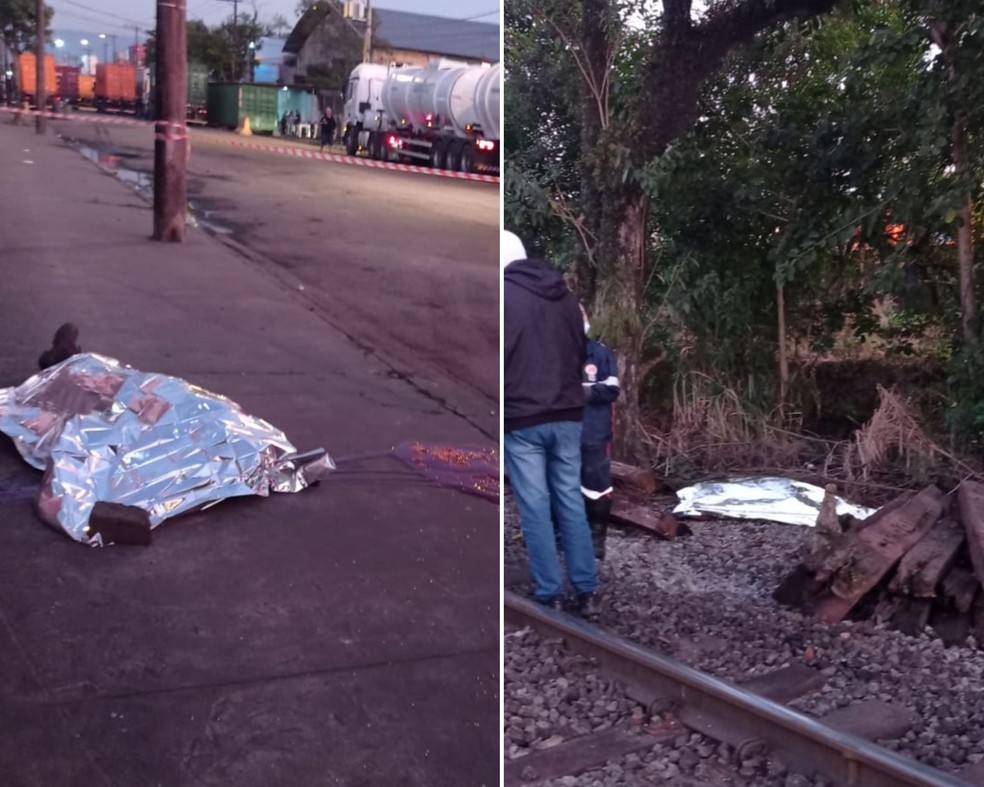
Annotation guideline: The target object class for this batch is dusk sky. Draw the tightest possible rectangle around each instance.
[48,1,500,38]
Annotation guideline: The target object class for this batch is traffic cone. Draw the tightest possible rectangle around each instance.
[237,116,252,136]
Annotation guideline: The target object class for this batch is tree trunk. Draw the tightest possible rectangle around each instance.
[931,19,977,346]
[953,120,976,345]
[576,0,612,302]
[612,194,649,462]
[777,279,789,405]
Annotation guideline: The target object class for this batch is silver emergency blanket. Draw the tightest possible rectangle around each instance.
[0,353,333,545]
[673,476,877,527]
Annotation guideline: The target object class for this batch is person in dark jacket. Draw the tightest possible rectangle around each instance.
[319,108,336,152]
[503,230,600,618]
[578,304,620,560]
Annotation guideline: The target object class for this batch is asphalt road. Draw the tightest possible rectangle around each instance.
[52,120,500,439]
[0,119,500,787]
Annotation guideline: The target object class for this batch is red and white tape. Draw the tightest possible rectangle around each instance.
[1,105,500,184]
[155,120,188,143]
[216,138,500,183]
[0,105,148,128]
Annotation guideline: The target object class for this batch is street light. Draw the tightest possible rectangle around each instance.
[248,40,256,82]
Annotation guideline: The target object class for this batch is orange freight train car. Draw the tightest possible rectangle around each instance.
[79,74,95,104]
[94,63,137,111]
[17,53,56,103]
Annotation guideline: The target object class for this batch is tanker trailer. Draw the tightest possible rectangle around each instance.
[341,60,499,175]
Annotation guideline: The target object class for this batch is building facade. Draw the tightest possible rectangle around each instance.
[283,3,499,92]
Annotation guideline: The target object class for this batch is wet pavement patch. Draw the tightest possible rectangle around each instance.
[67,139,233,236]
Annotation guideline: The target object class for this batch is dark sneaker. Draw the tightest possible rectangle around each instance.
[535,596,563,611]
[574,592,600,621]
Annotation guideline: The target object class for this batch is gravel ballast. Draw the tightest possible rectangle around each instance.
[504,497,984,783]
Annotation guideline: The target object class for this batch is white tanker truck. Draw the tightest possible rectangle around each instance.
[341,60,500,175]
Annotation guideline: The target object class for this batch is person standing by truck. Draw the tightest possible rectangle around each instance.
[319,107,336,153]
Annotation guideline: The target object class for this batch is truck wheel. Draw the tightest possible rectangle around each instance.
[459,145,475,174]
[447,141,464,171]
[371,133,386,161]
[430,141,445,169]
[345,129,358,156]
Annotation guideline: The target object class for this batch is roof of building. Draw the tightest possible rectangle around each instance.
[283,5,498,62]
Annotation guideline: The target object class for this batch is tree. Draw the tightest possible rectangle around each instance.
[920,2,984,346]
[0,0,53,104]
[503,2,582,262]
[648,3,931,400]
[509,0,845,461]
[146,15,266,82]
[269,14,292,37]
[509,0,984,456]
[0,0,52,54]
[218,12,266,82]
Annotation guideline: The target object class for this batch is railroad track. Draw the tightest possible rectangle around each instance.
[505,590,970,787]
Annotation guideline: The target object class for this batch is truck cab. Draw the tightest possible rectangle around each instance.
[342,63,390,156]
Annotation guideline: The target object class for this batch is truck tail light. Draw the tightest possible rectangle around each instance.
[387,134,402,149]
[476,139,495,152]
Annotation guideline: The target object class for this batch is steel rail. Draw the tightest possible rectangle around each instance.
[505,591,971,787]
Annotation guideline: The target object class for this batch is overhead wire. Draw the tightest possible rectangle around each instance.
[188,0,222,15]
[55,0,153,27]
[49,9,151,36]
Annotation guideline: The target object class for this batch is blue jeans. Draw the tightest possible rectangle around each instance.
[504,421,599,601]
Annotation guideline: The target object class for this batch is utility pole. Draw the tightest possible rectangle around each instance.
[153,0,187,242]
[35,0,46,133]
[215,0,242,79]
[362,0,373,62]
[233,0,239,79]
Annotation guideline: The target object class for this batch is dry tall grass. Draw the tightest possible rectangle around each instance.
[648,373,806,474]
[644,378,983,503]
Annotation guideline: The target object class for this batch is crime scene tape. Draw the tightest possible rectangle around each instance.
[1,105,147,128]
[0,106,500,184]
[215,138,500,183]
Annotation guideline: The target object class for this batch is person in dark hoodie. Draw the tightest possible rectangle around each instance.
[503,230,600,618]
